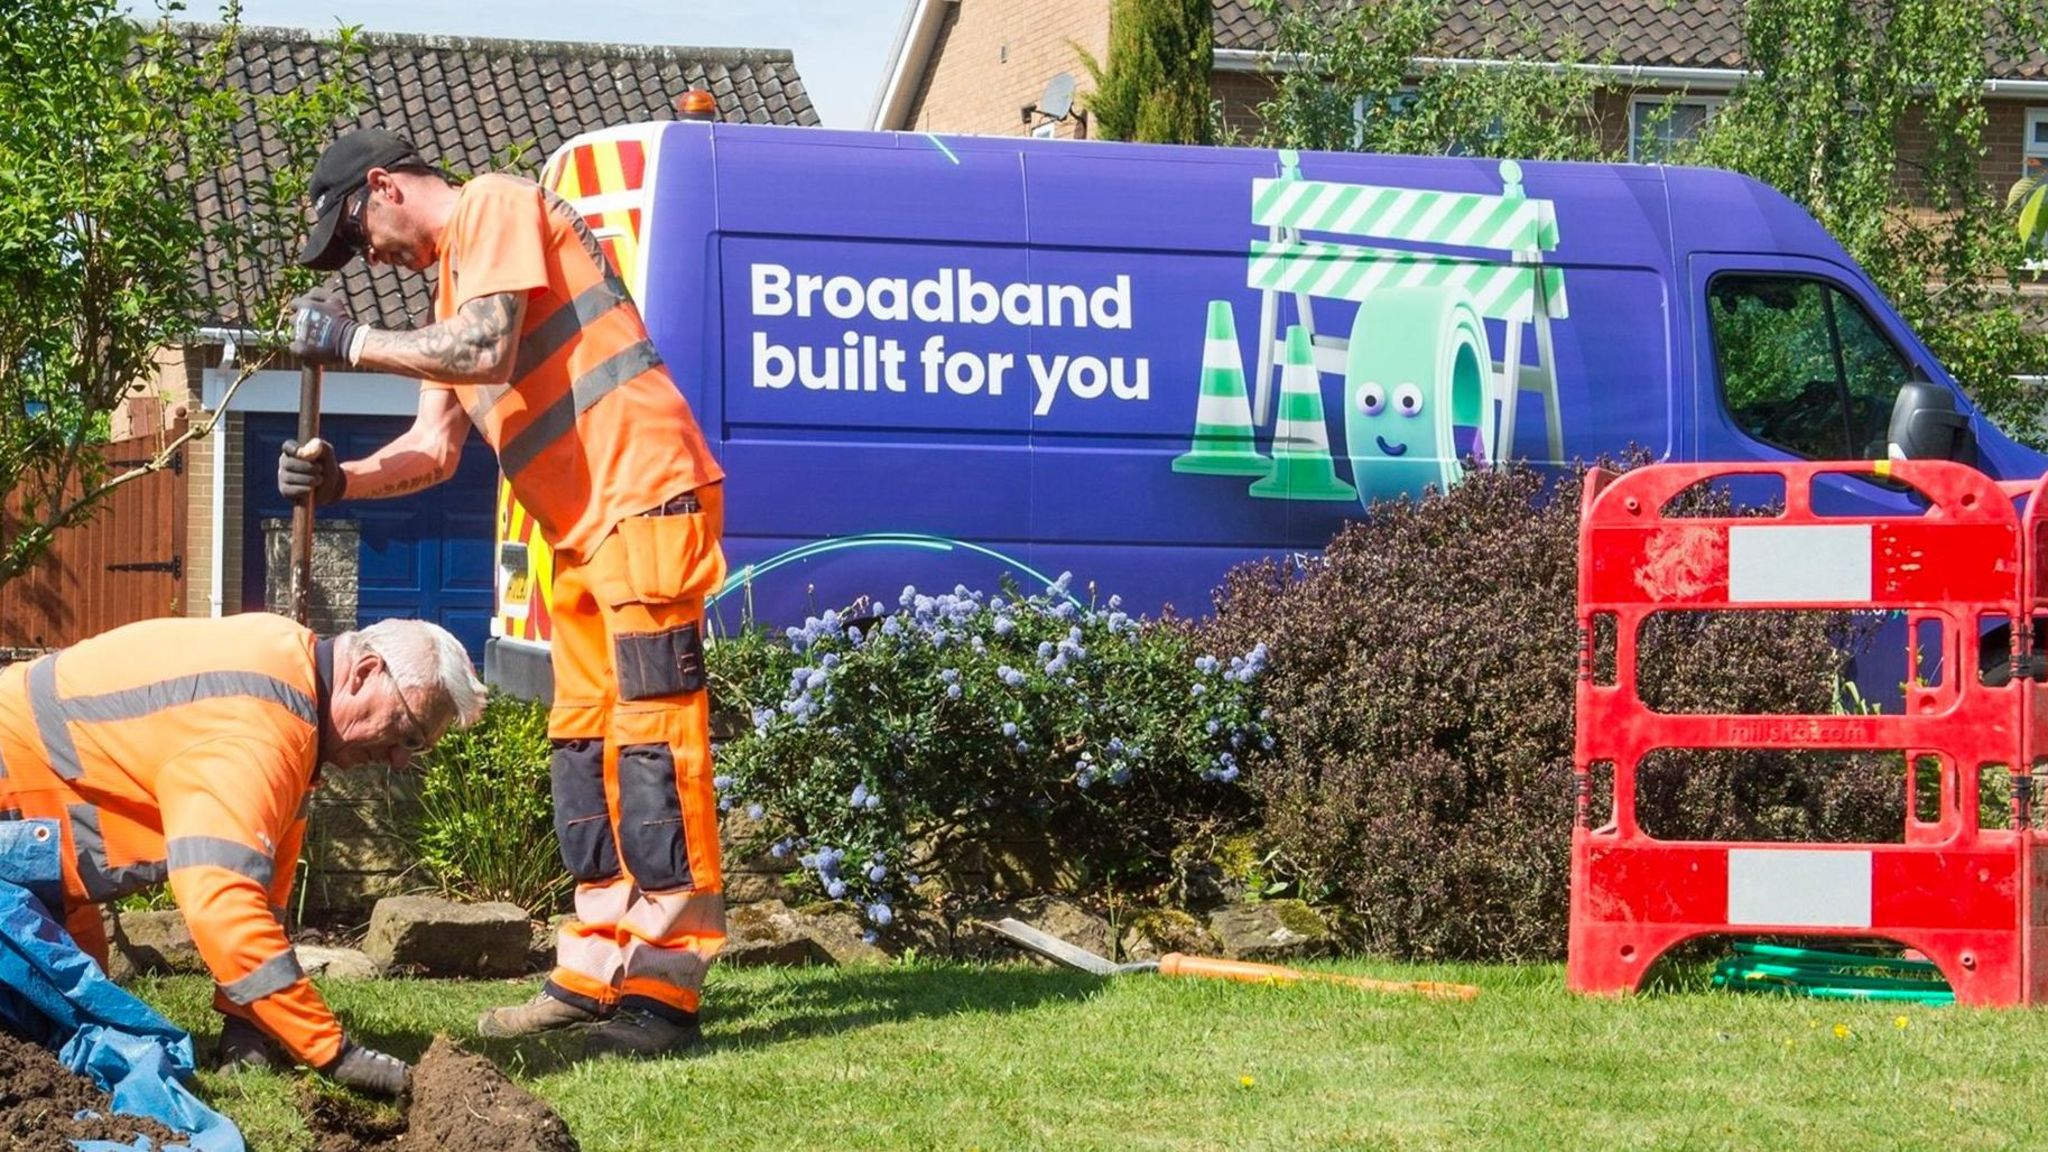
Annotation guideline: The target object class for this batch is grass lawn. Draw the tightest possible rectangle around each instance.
[140,958,2048,1152]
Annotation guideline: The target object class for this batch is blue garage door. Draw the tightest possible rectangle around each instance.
[243,414,498,662]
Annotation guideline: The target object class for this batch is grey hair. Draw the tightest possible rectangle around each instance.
[347,618,488,727]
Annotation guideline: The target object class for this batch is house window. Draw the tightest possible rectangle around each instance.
[2025,109,2048,179]
[1630,96,1720,163]
[1708,274,1912,460]
[1351,89,1418,150]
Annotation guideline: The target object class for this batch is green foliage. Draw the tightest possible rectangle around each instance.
[1248,0,1614,161]
[412,694,569,914]
[1680,0,2048,447]
[1078,0,1214,144]
[709,578,1266,926]
[0,1,359,587]
[2013,174,2048,253]
[1201,463,1893,962]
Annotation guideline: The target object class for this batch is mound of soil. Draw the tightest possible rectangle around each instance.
[0,1028,181,1151]
[306,1036,578,1152]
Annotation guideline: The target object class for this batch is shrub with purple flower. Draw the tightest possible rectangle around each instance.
[708,576,1267,918]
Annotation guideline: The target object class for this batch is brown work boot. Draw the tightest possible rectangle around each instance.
[476,988,608,1038]
[582,1001,702,1060]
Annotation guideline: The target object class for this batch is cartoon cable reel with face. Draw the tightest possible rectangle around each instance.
[1342,284,1494,504]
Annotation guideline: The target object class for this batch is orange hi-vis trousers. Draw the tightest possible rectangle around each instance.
[542,483,728,1022]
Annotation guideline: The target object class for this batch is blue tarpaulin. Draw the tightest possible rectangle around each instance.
[0,819,246,1152]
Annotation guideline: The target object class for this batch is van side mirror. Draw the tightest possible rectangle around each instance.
[1886,375,1977,467]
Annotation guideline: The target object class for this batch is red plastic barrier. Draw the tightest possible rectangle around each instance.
[1567,459,2048,1006]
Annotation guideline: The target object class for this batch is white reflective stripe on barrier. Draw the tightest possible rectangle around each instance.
[1726,848,1873,928]
[1728,524,1872,603]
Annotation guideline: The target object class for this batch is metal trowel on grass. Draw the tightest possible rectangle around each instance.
[987,918,1480,1001]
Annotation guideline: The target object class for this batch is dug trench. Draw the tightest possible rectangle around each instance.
[0,1029,577,1152]
[303,1036,580,1152]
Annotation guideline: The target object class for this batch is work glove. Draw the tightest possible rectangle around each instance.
[278,437,347,506]
[290,286,366,366]
[322,1040,411,1099]
[213,1014,286,1073]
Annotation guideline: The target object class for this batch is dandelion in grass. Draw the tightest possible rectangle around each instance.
[1894,1016,1909,1030]
[1833,1023,1850,1039]
[1238,1075,1255,1089]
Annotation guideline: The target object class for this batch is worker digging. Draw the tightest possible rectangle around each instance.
[282,125,730,1059]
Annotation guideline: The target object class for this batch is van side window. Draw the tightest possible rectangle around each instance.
[1708,275,1911,459]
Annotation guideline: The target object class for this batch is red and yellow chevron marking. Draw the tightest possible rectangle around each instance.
[551,136,651,287]
[496,477,556,643]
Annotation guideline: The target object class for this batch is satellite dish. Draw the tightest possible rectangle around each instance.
[1039,73,1076,121]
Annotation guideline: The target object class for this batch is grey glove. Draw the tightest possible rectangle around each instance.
[290,286,364,366]
[322,1040,411,1098]
[214,1014,285,1073]
[278,437,346,506]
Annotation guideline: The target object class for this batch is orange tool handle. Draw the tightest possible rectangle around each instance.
[1158,953,1480,1001]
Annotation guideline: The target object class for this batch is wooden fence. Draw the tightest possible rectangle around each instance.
[0,424,189,650]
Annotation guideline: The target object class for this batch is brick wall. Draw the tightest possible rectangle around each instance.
[903,0,1110,139]
[1212,71,1273,142]
[1985,98,2043,192]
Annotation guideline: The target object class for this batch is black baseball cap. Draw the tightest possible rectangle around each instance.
[298,129,423,270]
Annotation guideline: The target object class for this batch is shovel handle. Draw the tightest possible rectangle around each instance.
[1158,953,1480,1001]
[289,363,323,626]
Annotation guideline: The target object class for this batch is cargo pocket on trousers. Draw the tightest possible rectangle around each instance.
[549,739,620,883]
[615,511,707,605]
[614,620,706,702]
[616,743,693,891]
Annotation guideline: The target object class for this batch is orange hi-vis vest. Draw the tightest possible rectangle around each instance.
[424,174,723,564]
[0,614,342,1068]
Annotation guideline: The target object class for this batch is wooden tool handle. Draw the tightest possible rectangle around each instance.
[289,363,323,626]
[1158,953,1480,1000]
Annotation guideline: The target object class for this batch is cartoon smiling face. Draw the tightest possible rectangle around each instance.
[1341,285,1493,505]
[1353,380,1426,457]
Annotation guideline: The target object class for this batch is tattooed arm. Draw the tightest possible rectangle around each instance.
[354,291,528,384]
[336,389,473,501]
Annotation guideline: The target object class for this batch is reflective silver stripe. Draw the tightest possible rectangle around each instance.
[512,278,630,384]
[63,671,317,728]
[462,279,632,431]
[462,383,513,431]
[28,660,315,784]
[166,836,274,887]
[499,339,664,477]
[69,804,167,902]
[28,656,81,780]
[220,949,306,1006]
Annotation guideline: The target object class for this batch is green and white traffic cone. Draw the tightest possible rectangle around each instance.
[1171,300,1271,477]
[1250,324,1358,502]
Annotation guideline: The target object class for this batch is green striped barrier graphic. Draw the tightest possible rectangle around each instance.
[1247,239,1569,322]
[1252,176,1544,253]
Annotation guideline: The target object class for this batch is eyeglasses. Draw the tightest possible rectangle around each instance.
[336,188,371,257]
[383,666,431,755]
